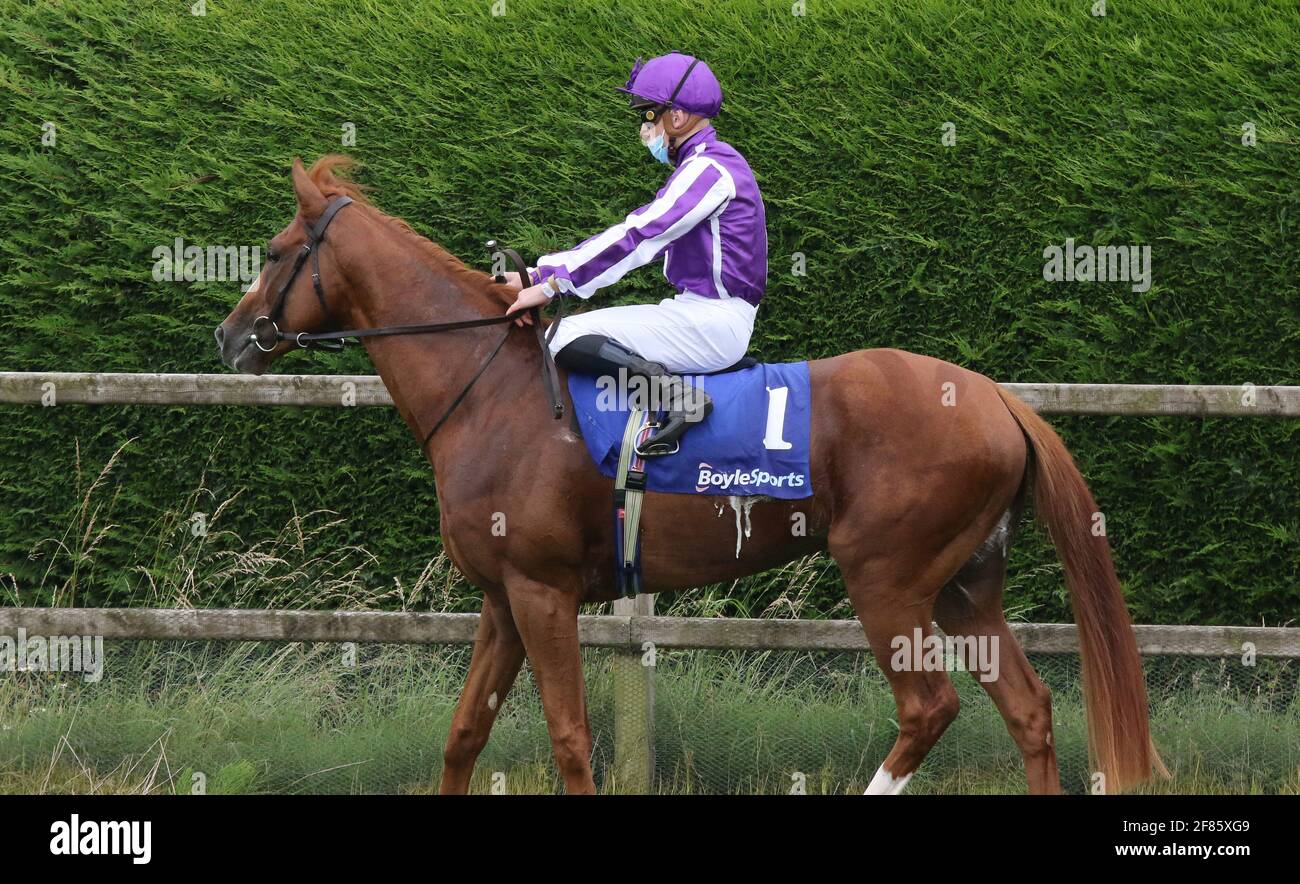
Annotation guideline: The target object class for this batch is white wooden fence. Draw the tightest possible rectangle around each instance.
[3,372,1298,790]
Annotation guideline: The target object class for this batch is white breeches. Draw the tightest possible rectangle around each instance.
[547,292,756,374]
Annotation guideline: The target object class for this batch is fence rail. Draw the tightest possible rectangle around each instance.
[2,372,1300,416]
[2,608,1297,658]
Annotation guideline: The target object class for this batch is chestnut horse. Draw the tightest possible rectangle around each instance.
[216,157,1163,794]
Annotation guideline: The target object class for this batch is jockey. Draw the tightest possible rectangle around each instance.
[505,52,768,455]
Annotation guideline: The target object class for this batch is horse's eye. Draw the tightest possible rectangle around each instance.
[267,249,280,263]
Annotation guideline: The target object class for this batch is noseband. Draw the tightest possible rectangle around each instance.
[249,195,563,452]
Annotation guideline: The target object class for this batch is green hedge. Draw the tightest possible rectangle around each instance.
[1,0,1296,622]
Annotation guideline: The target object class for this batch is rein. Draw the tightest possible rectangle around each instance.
[250,196,564,455]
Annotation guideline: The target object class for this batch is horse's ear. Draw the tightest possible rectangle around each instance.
[290,157,327,221]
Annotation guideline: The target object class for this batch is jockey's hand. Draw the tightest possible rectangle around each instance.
[506,284,551,327]
[499,271,526,292]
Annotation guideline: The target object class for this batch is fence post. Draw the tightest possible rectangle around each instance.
[611,593,655,793]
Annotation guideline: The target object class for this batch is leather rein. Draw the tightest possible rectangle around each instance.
[249,196,564,455]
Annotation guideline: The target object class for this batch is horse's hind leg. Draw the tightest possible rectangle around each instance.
[835,554,962,794]
[439,590,526,794]
[852,600,961,793]
[832,491,1029,793]
[934,510,1062,794]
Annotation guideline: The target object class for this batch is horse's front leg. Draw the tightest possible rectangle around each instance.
[505,573,595,794]
[439,590,525,794]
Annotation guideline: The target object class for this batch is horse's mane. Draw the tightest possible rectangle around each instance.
[305,154,508,303]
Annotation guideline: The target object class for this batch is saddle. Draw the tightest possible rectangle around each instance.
[578,354,759,595]
[572,358,812,598]
[604,360,751,597]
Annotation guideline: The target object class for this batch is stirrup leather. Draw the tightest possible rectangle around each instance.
[614,409,651,598]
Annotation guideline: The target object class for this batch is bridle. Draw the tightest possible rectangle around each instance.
[249,195,563,454]
[252,196,354,353]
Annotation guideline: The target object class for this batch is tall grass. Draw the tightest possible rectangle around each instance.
[1,442,470,613]
[3,639,1296,794]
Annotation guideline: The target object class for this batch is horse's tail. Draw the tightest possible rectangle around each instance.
[995,385,1167,792]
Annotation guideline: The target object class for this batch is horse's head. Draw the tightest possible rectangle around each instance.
[215,156,365,374]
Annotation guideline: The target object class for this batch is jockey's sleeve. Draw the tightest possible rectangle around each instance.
[530,158,735,299]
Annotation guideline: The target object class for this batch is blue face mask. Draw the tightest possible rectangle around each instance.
[645,132,670,165]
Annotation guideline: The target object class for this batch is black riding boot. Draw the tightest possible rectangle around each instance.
[556,334,713,456]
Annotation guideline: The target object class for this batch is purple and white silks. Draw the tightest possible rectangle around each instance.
[531,125,768,307]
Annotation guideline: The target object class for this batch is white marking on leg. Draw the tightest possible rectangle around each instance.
[487,692,498,711]
[864,764,913,795]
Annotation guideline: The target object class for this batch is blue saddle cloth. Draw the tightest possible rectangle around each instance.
[567,361,813,499]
